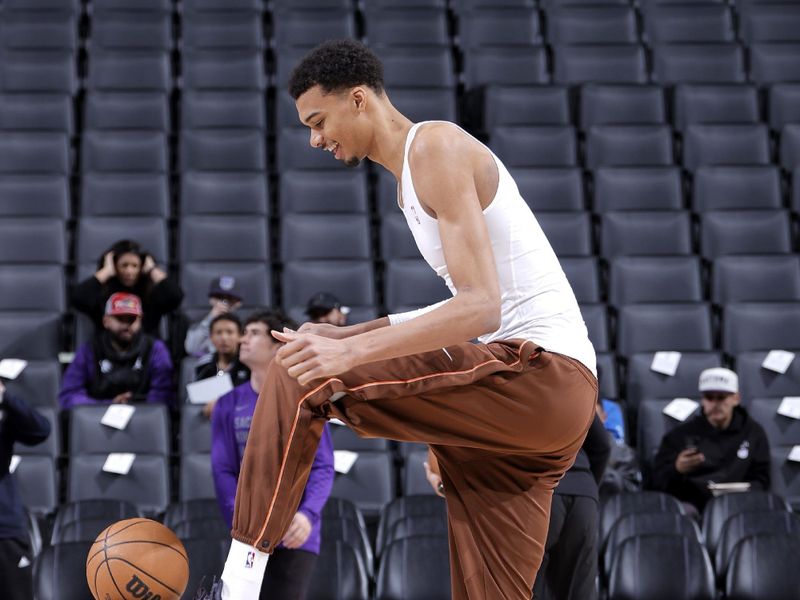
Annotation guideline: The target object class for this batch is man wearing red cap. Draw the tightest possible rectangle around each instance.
[59,293,174,409]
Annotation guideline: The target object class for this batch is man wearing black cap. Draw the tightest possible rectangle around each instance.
[185,276,244,357]
[305,292,350,326]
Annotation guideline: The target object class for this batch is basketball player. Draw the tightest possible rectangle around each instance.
[200,39,597,600]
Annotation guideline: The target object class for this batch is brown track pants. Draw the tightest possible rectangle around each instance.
[231,339,598,600]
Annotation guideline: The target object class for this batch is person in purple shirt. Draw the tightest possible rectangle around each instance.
[59,293,174,409]
[212,310,334,600]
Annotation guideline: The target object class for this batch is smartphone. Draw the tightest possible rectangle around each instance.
[684,435,700,452]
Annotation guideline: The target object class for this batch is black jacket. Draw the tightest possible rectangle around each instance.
[195,354,251,389]
[0,394,51,540]
[651,406,771,510]
[555,415,611,501]
[71,275,184,336]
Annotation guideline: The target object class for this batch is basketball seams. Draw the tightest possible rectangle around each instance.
[104,539,189,566]
[104,518,151,542]
[102,522,127,600]
[104,557,183,597]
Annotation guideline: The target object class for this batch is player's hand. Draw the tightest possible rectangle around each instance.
[281,511,312,549]
[96,251,116,282]
[424,461,445,498]
[142,254,156,275]
[272,330,355,386]
[297,321,347,339]
[112,391,132,404]
[675,448,705,474]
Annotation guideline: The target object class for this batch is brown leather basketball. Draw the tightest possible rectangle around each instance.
[86,518,189,600]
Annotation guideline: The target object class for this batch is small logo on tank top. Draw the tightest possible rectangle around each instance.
[410,205,421,225]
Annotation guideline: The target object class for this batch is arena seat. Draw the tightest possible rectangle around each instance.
[652,43,745,84]
[593,167,683,211]
[585,125,674,167]
[580,84,666,128]
[693,166,782,211]
[511,167,585,211]
[553,44,647,84]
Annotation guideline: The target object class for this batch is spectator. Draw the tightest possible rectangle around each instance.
[532,414,610,600]
[59,293,174,409]
[305,292,349,326]
[596,398,641,497]
[194,313,250,418]
[72,240,183,336]
[185,276,244,357]
[651,368,770,514]
[0,380,51,600]
[211,310,334,600]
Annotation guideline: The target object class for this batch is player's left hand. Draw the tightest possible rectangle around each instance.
[272,329,355,386]
[281,511,312,549]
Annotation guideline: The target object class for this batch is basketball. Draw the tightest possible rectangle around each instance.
[85,518,189,600]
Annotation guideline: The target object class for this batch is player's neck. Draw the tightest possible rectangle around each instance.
[366,103,413,179]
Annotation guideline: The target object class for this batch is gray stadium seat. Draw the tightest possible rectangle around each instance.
[180,539,231,600]
[180,171,268,216]
[280,170,367,214]
[376,46,456,89]
[593,167,683,211]
[489,126,577,167]
[81,173,169,216]
[596,352,619,400]
[700,210,792,259]
[749,43,800,86]
[330,424,390,452]
[637,399,702,465]
[0,93,73,133]
[600,211,692,258]
[180,453,216,501]
[181,50,266,90]
[644,4,734,43]
[376,536,451,600]
[35,541,96,600]
[389,88,457,123]
[81,130,167,172]
[580,84,665,128]
[180,262,272,309]
[749,399,800,446]
[402,448,436,496]
[308,539,370,600]
[781,123,800,170]
[457,8,540,48]
[673,84,759,131]
[0,217,65,263]
[94,0,171,9]
[547,6,638,44]
[626,352,723,410]
[277,127,350,171]
[726,533,800,599]
[0,312,61,359]
[5,0,79,9]
[180,404,211,455]
[586,125,674,167]
[510,167,585,211]
[84,91,169,131]
[712,256,800,304]
[768,83,800,131]
[179,216,268,262]
[652,43,745,84]
[380,214,418,260]
[86,50,170,92]
[769,449,800,509]
[617,303,714,357]
[3,360,60,409]
[462,46,549,88]
[0,265,64,312]
[282,260,376,316]
[741,4,800,43]
[0,50,77,94]
[50,499,141,545]
[69,404,169,455]
[0,175,69,218]
[683,124,770,170]
[736,351,800,401]
[384,259,450,313]
[702,491,790,555]
[180,90,265,129]
[537,211,593,256]
[76,216,168,264]
[608,256,702,306]
[180,129,266,172]
[693,166,782,211]
[280,214,371,260]
[12,455,57,515]
[553,44,647,84]
[12,407,59,458]
[581,303,610,352]
[331,451,395,518]
[319,515,374,579]
[67,454,170,516]
[375,495,447,557]
[89,12,171,50]
[273,47,310,89]
[181,12,264,50]
[599,491,684,546]
[182,0,260,10]
[483,86,570,129]
[0,132,69,174]
[722,302,800,355]
[272,9,356,48]
[561,257,600,303]
[364,7,449,46]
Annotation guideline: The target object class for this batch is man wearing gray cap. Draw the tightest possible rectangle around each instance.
[651,367,771,513]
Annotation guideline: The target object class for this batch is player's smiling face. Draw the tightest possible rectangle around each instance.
[296,84,368,169]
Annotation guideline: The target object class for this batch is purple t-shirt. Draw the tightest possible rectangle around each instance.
[211,381,335,554]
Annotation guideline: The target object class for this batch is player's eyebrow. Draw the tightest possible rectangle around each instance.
[302,111,322,126]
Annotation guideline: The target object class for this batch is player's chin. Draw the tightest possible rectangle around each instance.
[342,155,362,169]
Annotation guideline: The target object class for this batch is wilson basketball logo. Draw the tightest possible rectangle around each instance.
[126,574,162,600]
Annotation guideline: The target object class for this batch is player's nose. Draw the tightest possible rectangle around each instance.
[310,130,324,149]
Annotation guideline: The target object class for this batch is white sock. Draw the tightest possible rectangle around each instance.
[220,539,269,599]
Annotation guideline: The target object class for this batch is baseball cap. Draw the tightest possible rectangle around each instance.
[105,292,143,317]
[208,276,242,302]
[699,367,738,394]
[305,292,350,316]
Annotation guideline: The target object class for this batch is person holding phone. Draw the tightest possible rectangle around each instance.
[71,239,184,336]
[651,368,771,514]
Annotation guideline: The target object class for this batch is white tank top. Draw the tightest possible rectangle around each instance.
[399,121,597,376]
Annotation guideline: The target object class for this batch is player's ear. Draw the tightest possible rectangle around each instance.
[351,87,367,113]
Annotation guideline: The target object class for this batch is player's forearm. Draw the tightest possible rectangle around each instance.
[346,290,499,365]
[337,316,391,338]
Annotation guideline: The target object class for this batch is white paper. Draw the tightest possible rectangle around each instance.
[333,450,358,474]
[778,397,800,420]
[762,350,796,374]
[102,453,136,475]
[662,398,700,422]
[788,446,800,463]
[650,352,682,376]
[100,404,136,430]
[329,418,346,427]
[9,455,21,474]
[186,373,234,405]
[0,359,27,380]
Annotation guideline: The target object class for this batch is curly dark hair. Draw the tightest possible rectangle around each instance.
[288,39,384,100]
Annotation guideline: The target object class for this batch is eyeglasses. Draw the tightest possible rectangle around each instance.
[702,392,733,402]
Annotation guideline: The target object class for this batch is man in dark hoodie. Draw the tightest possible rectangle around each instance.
[0,380,51,600]
[651,367,770,514]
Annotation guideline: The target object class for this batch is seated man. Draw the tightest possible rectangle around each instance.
[305,292,349,326]
[185,276,244,357]
[195,313,250,418]
[651,367,770,514]
[59,293,174,409]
